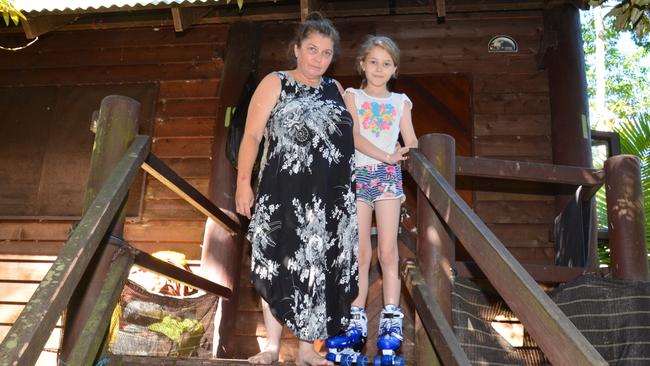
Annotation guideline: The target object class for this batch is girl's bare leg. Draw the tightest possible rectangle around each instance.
[248,299,282,364]
[295,340,334,366]
[374,199,402,305]
[352,201,374,307]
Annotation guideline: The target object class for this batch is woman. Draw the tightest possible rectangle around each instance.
[235,13,358,366]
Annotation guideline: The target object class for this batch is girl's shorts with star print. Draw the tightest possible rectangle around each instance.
[355,163,405,208]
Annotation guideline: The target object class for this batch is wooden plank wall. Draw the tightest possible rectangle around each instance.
[0,24,227,363]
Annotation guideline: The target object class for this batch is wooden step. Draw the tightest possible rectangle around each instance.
[108,354,291,365]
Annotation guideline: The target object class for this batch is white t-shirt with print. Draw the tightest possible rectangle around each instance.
[345,88,412,167]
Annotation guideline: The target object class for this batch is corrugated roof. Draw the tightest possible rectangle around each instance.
[14,0,222,14]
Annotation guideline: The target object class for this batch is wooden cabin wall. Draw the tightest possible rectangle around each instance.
[0,24,227,363]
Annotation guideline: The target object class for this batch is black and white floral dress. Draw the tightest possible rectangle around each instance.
[247,71,358,341]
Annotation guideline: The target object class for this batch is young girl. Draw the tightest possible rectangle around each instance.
[326,36,417,365]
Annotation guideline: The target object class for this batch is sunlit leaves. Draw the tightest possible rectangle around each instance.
[0,0,26,26]
[226,0,245,10]
[590,0,650,43]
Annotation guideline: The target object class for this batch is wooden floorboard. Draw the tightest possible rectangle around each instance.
[109,355,293,365]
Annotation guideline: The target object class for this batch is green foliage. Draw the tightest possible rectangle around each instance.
[589,0,650,46]
[582,10,650,121]
[226,0,245,11]
[0,0,25,26]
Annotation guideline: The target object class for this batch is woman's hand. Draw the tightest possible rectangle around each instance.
[235,184,255,219]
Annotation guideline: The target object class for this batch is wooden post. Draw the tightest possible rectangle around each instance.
[415,133,456,366]
[542,3,597,268]
[201,21,260,357]
[605,155,649,281]
[61,95,140,362]
[67,243,135,365]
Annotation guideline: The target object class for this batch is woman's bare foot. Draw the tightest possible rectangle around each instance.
[247,345,279,365]
[295,341,333,366]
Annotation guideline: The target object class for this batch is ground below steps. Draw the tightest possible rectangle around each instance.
[108,355,295,365]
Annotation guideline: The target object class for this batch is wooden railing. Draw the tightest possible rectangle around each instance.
[0,97,242,366]
[400,134,610,365]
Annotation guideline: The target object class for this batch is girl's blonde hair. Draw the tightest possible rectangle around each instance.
[356,35,401,88]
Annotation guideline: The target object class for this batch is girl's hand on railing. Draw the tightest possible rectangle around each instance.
[235,184,255,219]
[388,143,411,164]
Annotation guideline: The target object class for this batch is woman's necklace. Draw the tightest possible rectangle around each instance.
[290,70,321,87]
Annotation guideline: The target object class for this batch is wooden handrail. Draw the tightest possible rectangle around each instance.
[142,153,242,235]
[401,259,471,366]
[456,155,604,188]
[405,149,607,366]
[0,135,150,366]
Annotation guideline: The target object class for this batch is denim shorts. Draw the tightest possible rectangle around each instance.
[355,163,405,208]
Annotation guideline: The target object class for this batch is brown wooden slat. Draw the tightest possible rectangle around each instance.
[0,62,221,85]
[0,283,39,302]
[151,137,213,158]
[158,79,220,98]
[0,222,71,241]
[474,93,551,115]
[125,220,206,242]
[0,261,52,281]
[155,117,216,138]
[0,45,218,70]
[457,156,604,187]
[159,157,212,178]
[9,26,227,51]
[474,73,549,94]
[0,244,61,259]
[456,261,586,283]
[475,200,555,224]
[156,98,219,118]
[474,113,550,136]
[487,223,551,248]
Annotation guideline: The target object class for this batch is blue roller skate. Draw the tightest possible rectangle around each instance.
[326,306,369,366]
[373,304,404,366]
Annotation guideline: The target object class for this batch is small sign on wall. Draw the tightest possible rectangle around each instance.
[488,35,518,52]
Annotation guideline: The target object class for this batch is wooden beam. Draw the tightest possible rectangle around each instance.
[300,0,320,22]
[67,245,135,366]
[0,136,149,366]
[202,21,260,358]
[456,261,587,284]
[456,156,604,187]
[171,6,212,32]
[22,15,78,39]
[133,248,232,298]
[62,96,142,362]
[401,259,471,366]
[141,153,241,235]
[405,148,607,366]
